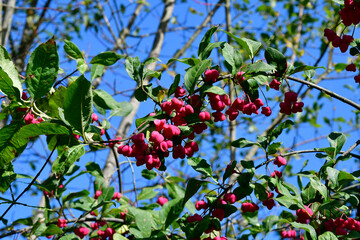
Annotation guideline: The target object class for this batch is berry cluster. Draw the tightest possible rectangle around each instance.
[339,0,360,26]
[269,79,281,90]
[241,202,259,213]
[279,92,304,115]
[323,217,360,236]
[324,28,354,53]
[280,229,303,239]
[185,193,237,240]
[274,156,287,168]
[262,191,276,210]
[24,111,43,125]
[296,205,313,224]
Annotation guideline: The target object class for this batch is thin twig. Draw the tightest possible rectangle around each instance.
[0,217,123,239]
[0,139,58,221]
[286,75,360,110]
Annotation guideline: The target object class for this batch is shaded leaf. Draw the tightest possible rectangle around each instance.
[63,75,92,134]
[0,45,22,95]
[198,26,218,58]
[187,157,212,177]
[52,145,85,176]
[90,52,123,66]
[26,37,59,99]
[184,59,211,94]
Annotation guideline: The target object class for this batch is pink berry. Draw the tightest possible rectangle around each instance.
[156,196,168,206]
[236,71,245,82]
[91,113,98,123]
[223,193,237,204]
[274,156,287,167]
[204,69,219,83]
[175,86,187,98]
[94,190,102,199]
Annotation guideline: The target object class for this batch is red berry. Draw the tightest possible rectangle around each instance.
[212,208,225,221]
[346,63,356,72]
[175,86,186,98]
[269,79,281,90]
[223,193,237,204]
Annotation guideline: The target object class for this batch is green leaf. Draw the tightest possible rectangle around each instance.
[113,233,129,240]
[223,161,237,181]
[62,190,90,203]
[0,45,22,96]
[222,30,262,59]
[90,51,123,66]
[109,101,133,118]
[276,195,301,210]
[326,167,339,187]
[200,84,226,96]
[0,68,21,100]
[268,120,294,142]
[168,74,181,97]
[141,169,157,180]
[63,75,93,134]
[0,163,16,193]
[231,138,260,148]
[0,122,71,167]
[251,74,269,85]
[233,185,253,200]
[183,178,205,206]
[241,160,255,173]
[301,186,316,203]
[318,231,338,240]
[52,145,85,176]
[25,37,59,99]
[200,42,224,60]
[127,207,153,238]
[263,215,279,232]
[91,64,105,81]
[70,196,96,211]
[254,183,268,201]
[93,89,119,110]
[43,224,63,235]
[264,47,287,75]
[198,26,218,58]
[289,222,317,240]
[290,65,325,75]
[246,61,276,73]
[138,186,160,201]
[310,178,328,200]
[143,57,160,66]
[338,170,356,185]
[187,157,212,177]
[59,234,78,240]
[63,40,88,74]
[268,142,281,155]
[184,59,211,94]
[327,132,346,156]
[125,56,141,82]
[64,40,83,59]
[164,198,183,229]
[143,68,161,80]
[221,42,243,76]
[98,186,115,202]
[167,58,200,66]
